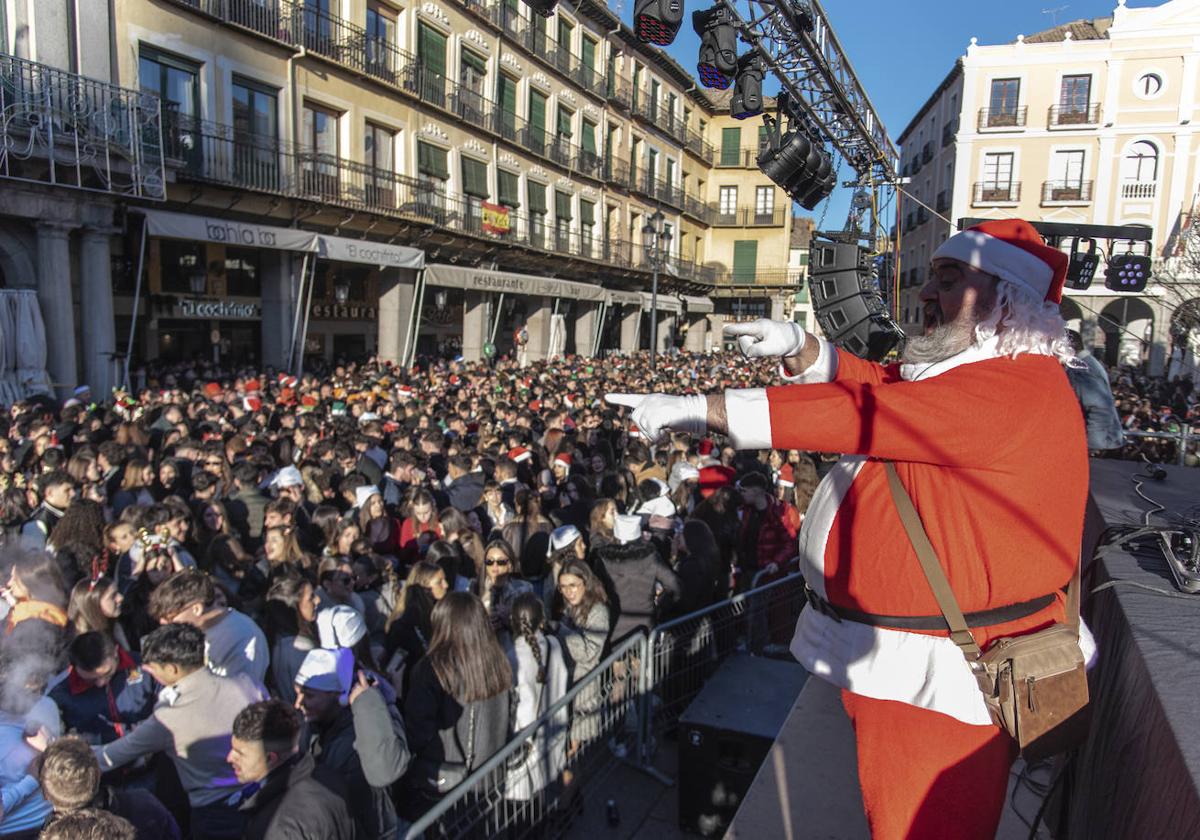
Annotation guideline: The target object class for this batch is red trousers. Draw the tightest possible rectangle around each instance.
[841,690,1016,840]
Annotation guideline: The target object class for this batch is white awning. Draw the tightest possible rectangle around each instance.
[681,294,714,314]
[606,290,643,307]
[424,264,606,302]
[640,291,681,313]
[136,208,425,268]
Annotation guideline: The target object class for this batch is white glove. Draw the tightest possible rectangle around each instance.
[605,393,707,444]
[724,319,807,359]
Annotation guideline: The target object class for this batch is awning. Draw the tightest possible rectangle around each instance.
[681,294,714,314]
[606,290,643,307]
[424,264,606,302]
[136,208,425,269]
[641,291,681,313]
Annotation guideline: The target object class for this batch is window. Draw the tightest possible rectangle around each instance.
[232,77,278,185]
[554,190,572,250]
[498,169,520,209]
[720,127,741,166]
[581,37,596,73]
[528,181,547,245]
[1048,149,1085,201]
[225,247,262,297]
[496,74,517,140]
[667,92,677,128]
[460,50,486,95]
[556,104,573,139]
[1137,72,1163,99]
[302,0,332,51]
[416,141,449,215]
[665,158,675,188]
[557,16,573,51]
[650,78,660,120]
[757,124,769,154]
[1123,141,1159,183]
[159,240,205,294]
[1059,75,1091,117]
[527,88,547,154]
[580,200,595,255]
[365,3,396,77]
[981,152,1013,200]
[462,156,489,231]
[632,64,643,110]
[755,186,774,220]
[416,23,447,106]
[364,122,396,206]
[139,47,200,163]
[732,240,758,281]
[988,78,1020,124]
[301,103,340,192]
[647,147,658,183]
[580,119,597,169]
[719,185,737,217]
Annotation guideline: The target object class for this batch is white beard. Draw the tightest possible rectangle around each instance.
[901,320,977,364]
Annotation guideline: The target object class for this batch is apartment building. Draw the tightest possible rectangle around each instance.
[0,0,796,395]
[787,215,816,331]
[895,0,1200,374]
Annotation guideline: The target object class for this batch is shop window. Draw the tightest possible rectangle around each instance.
[159,240,206,295]
[224,247,261,297]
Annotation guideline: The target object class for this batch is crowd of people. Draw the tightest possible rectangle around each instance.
[1109,367,1200,464]
[0,350,822,840]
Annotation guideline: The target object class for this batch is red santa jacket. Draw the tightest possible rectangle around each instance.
[725,337,1090,724]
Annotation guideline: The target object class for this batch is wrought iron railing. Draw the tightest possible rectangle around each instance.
[0,52,166,198]
[978,106,1028,130]
[1049,103,1100,128]
[717,146,768,168]
[1042,180,1094,203]
[683,193,715,224]
[685,127,714,163]
[713,207,787,227]
[973,181,1021,203]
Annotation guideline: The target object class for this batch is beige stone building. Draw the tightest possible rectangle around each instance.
[895,0,1200,374]
[0,0,796,394]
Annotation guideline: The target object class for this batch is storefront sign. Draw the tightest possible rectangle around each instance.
[424,264,607,303]
[317,237,424,269]
[310,302,379,320]
[482,202,511,235]
[174,298,261,319]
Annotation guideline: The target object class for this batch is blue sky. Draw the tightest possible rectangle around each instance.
[630,0,1160,229]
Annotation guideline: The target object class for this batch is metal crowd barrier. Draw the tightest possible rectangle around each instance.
[403,572,807,839]
[1122,428,1196,466]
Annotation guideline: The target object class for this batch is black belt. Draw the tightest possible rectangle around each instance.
[803,584,1056,631]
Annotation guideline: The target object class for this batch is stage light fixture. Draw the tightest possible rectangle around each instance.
[758,109,835,210]
[1063,237,1099,291]
[1104,245,1153,293]
[521,0,558,18]
[730,54,765,119]
[694,4,737,89]
[635,0,684,45]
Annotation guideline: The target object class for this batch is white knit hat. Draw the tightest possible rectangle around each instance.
[354,485,380,510]
[614,514,643,544]
[317,605,367,649]
[547,524,582,557]
[270,465,304,489]
[295,648,355,704]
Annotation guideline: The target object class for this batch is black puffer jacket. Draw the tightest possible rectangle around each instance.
[592,538,683,643]
[240,752,356,840]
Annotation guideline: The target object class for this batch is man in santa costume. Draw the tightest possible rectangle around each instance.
[609,219,1090,839]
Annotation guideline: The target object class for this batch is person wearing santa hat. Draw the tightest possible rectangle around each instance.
[606,219,1090,840]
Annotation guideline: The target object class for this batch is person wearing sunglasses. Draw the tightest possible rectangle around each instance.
[315,557,365,617]
[472,540,532,635]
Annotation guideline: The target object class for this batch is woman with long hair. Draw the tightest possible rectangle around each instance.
[671,519,723,614]
[66,575,131,651]
[384,561,449,698]
[439,508,482,582]
[399,489,440,565]
[472,539,532,630]
[111,459,154,517]
[505,593,568,800]
[192,500,233,569]
[323,516,361,563]
[357,490,402,557]
[46,499,107,585]
[3,549,68,654]
[400,592,512,818]
[263,575,318,706]
[555,558,610,745]
[586,498,618,556]
[261,525,314,581]
[208,533,269,610]
[500,489,553,580]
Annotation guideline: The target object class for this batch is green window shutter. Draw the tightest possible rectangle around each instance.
[498,169,520,207]
[581,120,596,155]
[721,127,741,165]
[462,156,489,199]
[557,105,573,137]
[461,50,486,77]
[497,74,516,117]
[732,240,758,281]
[417,141,449,179]
[757,124,768,149]
[606,54,616,96]
[527,181,547,214]
[557,19,572,49]
[417,23,446,79]
[528,89,546,133]
[580,200,595,226]
[581,38,596,71]
[555,190,572,220]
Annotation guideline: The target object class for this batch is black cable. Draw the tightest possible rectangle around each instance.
[1027,757,1070,840]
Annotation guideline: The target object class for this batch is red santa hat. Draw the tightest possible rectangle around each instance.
[777,463,795,488]
[508,446,532,464]
[698,464,736,499]
[931,218,1069,304]
[278,374,298,389]
[244,379,261,394]
[243,396,262,413]
[698,439,716,457]
[553,452,572,470]
[203,382,222,399]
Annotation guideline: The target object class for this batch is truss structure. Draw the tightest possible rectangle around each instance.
[730,0,898,184]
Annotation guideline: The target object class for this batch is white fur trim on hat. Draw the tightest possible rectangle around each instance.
[547,524,582,557]
[317,605,367,649]
[271,465,304,489]
[613,514,643,544]
[931,229,1053,299]
[355,485,380,510]
[295,647,355,704]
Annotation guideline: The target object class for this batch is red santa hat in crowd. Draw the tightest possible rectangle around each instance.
[203,382,222,399]
[553,452,572,470]
[508,446,532,464]
[777,463,795,488]
[698,464,736,499]
[243,396,262,413]
[931,218,1069,303]
[244,379,261,394]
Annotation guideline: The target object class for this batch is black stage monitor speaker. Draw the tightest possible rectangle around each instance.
[678,654,808,837]
[808,238,905,362]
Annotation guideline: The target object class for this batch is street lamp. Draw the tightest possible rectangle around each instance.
[642,209,673,372]
[333,275,350,305]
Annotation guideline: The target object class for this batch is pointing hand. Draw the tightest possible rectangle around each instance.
[723,319,807,359]
[605,393,707,444]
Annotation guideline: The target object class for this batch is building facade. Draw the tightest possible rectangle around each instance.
[0,0,797,398]
[895,0,1200,375]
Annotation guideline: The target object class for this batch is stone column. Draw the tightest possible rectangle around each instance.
[525,296,552,363]
[37,222,78,397]
[260,251,294,371]
[684,314,708,353]
[461,290,488,362]
[770,295,787,321]
[376,267,417,366]
[619,304,641,353]
[78,226,118,396]
[574,302,599,358]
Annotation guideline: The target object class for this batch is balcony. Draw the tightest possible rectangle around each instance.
[1041,180,1094,205]
[1122,182,1157,200]
[716,146,768,169]
[978,106,1027,131]
[921,142,932,164]
[936,189,949,212]
[684,128,714,164]
[0,52,167,199]
[972,181,1021,205]
[712,268,797,286]
[941,119,957,147]
[683,193,715,224]
[606,75,631,110]
[1048,103,1100,129]
[602,155,630,188]
[713,207,787,227]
